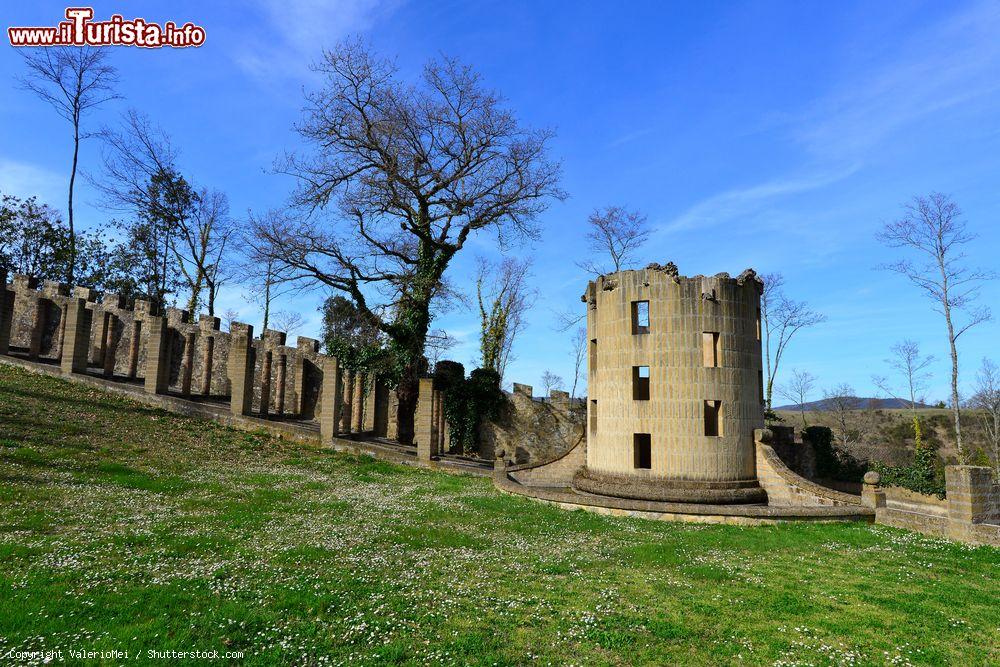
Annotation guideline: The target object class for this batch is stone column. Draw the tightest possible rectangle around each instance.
[319,356,343,443]
[101,314,119,378]
[947,465,995,541]
[363,374,377,432]
[28,298,47,360]
[343,369,355,433]
[260,349,273,418]
[275,354,287,417]
[180,331,197,396]
[229,326,256,416]
[0,268,11,355]
[201,336,215,395]
[127,320,142,380]
[415,377,435,462]
[144,316,170,394]
[60,298,92,374]
[352,372,365,433]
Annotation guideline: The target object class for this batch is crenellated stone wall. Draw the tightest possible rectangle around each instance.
[0,273,406,446]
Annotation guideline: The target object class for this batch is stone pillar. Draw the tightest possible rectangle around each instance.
[363,375,377,432]
[0,268,11,355]
[275,354,287,417]
[229,326,256,416]
[861,471,884,510]
[127,320,142,380]
[101,314,119,378]
[60,298,92,374]
[947,465,995,541]
[343,369,355,433]
[28,297,47,359]
[180,331,197,396]
[352,372,364,433]
[386,389,399,441]
[415,377,435,462]
[294,337,319,417]
[320,356,343,443]
[144,316,170,394]
[260,349,273,418]
[202,336,215,395]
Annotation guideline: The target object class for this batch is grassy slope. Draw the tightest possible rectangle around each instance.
[1,364,997,666]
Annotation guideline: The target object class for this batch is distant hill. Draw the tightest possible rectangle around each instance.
[774,397,936,412]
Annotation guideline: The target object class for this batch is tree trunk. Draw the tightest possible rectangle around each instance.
[67,123,80,285]
[945,309,964,458]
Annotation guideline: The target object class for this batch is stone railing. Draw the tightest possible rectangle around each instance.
[863,466,1000,547]
[0,270,448,457]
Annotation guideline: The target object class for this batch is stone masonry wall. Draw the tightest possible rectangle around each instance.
[479,383,586,464]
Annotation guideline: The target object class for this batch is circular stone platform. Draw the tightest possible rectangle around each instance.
[572,466,767,504]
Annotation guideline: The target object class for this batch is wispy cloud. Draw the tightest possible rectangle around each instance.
[659,163,860,234]
[657,1,1000,237]
[795,0,1000,160]
[234,0,404,83]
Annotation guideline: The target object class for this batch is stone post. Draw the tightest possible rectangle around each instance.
[320,356,343,443]
[861,471,884,510]
[947,465,995,541]
[363,374,377,432]
[202,336,215,395]
[343,369,355,433]
[28,297,47,360]
[144,316,170,394]
[101,314,119,378]
[60,298,92,374]
[229,325,256,416]
[0,268,11,355]
[127,320,142,379]
[352,372,364,433]
[260,350,273,418]
[415,377,435,462]
[275,354,287,417]
[180,331,197,396]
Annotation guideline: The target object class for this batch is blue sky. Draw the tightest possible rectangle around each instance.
[2,0,998,403]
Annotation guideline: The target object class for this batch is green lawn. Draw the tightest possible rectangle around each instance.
[1,364,997,666]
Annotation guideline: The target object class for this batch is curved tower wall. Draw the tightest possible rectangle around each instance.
[583,268,764,495]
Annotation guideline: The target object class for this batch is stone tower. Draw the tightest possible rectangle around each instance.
[574,265,767,504]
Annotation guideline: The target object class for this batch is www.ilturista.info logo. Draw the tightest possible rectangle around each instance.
[8,7,206,48]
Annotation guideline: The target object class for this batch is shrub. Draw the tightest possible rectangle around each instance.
[871,416,946,498]
[441,368,504,456]
[803,426,867,483]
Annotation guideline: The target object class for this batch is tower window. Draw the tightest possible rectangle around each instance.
[756,307,762,341]
[590,399,597,432]
[589,338,597,374]
[631,301,649,334]
[704,400,722,437]
[702,332,720,367]
[632,366,650,400]
[633,433,652,469]
[758,370,764,404]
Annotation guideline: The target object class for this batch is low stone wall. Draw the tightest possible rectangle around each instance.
[754,429,862,507]
[864,466,1000,547]
[479,383,585,463]
[505,438,586,487]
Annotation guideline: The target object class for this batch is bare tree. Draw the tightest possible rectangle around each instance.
[94,110,195,307]
[222,308,240,332]
[19,47,119,284]
[541,370,565,396]
[477,256,535,383]
[970,359,1000,475]
[878,193,995,458]
[569,325,587,400]
[760,272,826,410]
[576,206,649,277]
[177,189,234,315]
[872,339,934,414]
[249,41,564,443]
[822,384,877,450]
[777,368,817,429]
[271,310,305,336]
[425,329,458,369]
